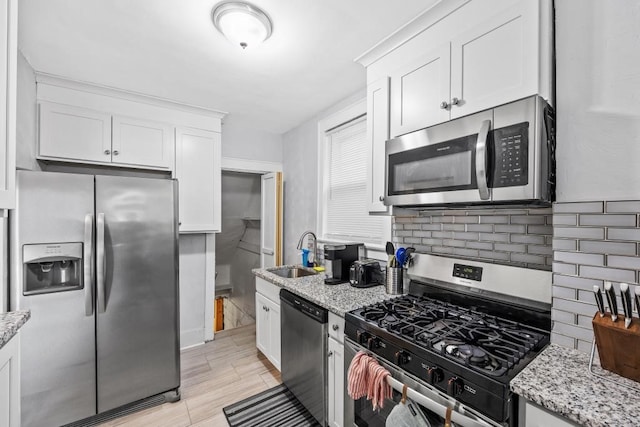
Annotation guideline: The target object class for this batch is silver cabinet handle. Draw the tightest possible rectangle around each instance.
[328,351,333,357]
[440,101,449,110]
[332,324,339,331]
[96,213,106,313]
[451,97,460,106]
[113,150,119,156]
[83,214,94,316]
[475,120,491,201]
[104,149,111,155]
[266,307,270,312]
[378,196,384,202]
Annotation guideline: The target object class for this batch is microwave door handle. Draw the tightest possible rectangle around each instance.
[475,120,491,201]
[83,214,94,316]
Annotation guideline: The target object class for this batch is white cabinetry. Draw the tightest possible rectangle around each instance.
[0,0,17,209]
[39,102,173,170]
[366,77,390,213]
[389,44,450,137]
[327,312,345,427]
[255,277,281,371]
[519,399,578,427]
[0,332,20,427]
[379,0,551,139]
[175,127,221,233]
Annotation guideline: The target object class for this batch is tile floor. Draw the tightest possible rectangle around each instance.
[98,323,280,426]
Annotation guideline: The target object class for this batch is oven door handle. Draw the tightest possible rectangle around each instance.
[386,376,494,427]
[475,119,491,201]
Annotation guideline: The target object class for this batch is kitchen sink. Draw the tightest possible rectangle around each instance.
[269,267,317,279]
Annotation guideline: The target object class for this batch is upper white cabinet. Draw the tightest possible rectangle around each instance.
[39,102,112,163]
[363,0,552,139]
[39,102,174,170]
[111,115,174,169]
[389,44,450,137]
[175,127,221,233]
[449,1,541,119]
[366,77,390,213]
[0,0,17,209]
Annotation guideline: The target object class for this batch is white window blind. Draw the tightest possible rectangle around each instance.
[323,117,386,244]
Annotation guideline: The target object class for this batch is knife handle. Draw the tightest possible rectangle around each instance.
[634,285,640,318]
[620,283,632,328]
[604,281,618,322]
[593,285,606,317]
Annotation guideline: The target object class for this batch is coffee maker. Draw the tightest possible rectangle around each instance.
[324,243,363,285]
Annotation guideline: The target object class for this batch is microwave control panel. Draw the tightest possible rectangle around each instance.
[492,122,529,188]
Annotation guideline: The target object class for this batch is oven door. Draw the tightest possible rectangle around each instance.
[384,110,493,207]
[344,338,502,427]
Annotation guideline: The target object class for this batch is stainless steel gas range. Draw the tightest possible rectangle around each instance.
[344,254,552,427]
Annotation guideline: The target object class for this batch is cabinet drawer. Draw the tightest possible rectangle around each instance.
[328,312,345,344]
[256,277,281,303]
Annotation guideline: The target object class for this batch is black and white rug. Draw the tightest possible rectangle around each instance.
[222,384,321,427]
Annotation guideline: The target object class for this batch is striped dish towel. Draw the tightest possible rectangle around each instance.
[347,350,392,410]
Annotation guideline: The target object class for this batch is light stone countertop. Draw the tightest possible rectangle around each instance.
[0,310,30,350]
[252,265,395,316]
[511,343,640,426]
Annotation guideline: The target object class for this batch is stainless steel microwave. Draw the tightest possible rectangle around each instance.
[384,95,555,208]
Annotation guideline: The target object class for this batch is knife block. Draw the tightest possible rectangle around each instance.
[592,314,640,383]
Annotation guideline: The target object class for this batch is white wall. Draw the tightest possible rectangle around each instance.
[222,115,284,164]
[179,234,208,348]
[282,90,365,265]
[556,0,640,202]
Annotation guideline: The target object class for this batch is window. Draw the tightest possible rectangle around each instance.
[318,100,390,246]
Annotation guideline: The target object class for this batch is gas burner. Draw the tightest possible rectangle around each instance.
[445,343,502,371]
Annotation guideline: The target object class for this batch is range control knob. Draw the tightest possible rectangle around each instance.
[367,337,381,351]
[356,330,370,346]
[394,351,409,366]
[427,367,444,384]
[447,377,464,397]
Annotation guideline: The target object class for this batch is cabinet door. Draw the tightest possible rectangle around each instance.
[255,292,270,357]
[266,296,281,372]
[0,332,20,427]
[39,102,112,163]
[327,336,344,427]
[522,400,578,427]
[366,77,390,213]
[175,127,221,233]
[450,0,539,119]
[0,0,16,209]
[112,116,174,169]
[390,43,450,137]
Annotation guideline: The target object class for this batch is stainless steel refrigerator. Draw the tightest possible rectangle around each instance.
[9,170,180,427]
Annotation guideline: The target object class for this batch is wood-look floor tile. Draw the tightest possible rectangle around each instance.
[97,323,278,427]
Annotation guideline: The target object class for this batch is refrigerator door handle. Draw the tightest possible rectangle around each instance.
[97,212,106,313]
[84,214,94,316]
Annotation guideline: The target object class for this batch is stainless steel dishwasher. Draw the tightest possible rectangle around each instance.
[280,288,328,427]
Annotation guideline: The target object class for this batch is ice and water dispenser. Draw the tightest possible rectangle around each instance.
[23,243,83,295]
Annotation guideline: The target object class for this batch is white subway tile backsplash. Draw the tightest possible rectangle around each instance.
[605,200,640,213]
[553,201,604,213]
[579,240,637,256]
[579,214,637,227]
[554,251,604,266]
[607,228,640,241]
[579,265,636,283]
[551,332,576,348]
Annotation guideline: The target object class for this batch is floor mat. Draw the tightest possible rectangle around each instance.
[222,383,321,427]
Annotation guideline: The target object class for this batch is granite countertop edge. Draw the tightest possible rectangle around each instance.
[0,310,31,350]
[253,266,394,317]
[511,342,640,427]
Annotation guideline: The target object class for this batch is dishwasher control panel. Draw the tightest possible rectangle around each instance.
[280,288,328,323]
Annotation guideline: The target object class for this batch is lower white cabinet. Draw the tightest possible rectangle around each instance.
[519,398,578,427]
[255,278,281,371]
[327,312,345,427]
[175,127,221,233]
[0,332,20,427]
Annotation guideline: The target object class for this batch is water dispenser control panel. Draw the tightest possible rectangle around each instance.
[23,243,83,295]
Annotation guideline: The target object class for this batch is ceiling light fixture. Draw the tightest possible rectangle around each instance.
[211,2,273,50]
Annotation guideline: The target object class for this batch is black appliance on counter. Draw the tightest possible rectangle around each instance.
[324,243,363,285]
[349,259,384,288]
[343,254,552,427]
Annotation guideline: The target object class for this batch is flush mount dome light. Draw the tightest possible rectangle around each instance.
[212,1,273,49]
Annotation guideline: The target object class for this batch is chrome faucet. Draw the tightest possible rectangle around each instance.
[296,230,317,266]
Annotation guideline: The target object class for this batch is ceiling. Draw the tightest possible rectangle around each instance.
[18,0,437,134]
